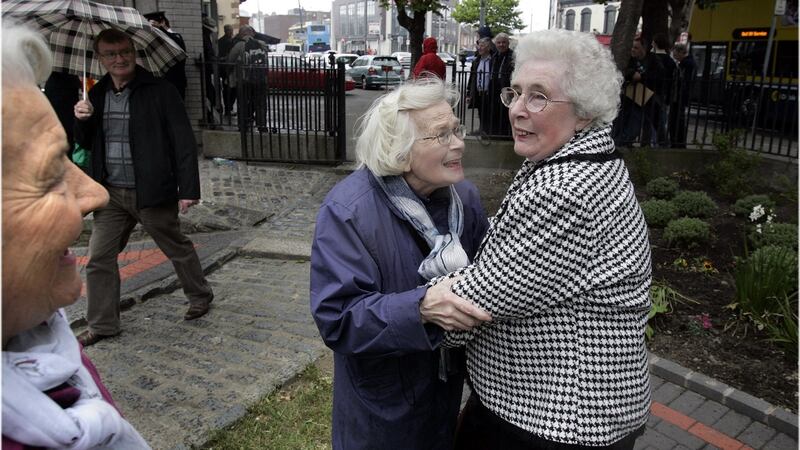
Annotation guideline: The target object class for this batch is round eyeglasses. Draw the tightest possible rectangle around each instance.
[98,48,135,61]
[416,124,467,146]
[499,87,572,113]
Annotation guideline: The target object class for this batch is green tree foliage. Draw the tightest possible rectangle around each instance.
[450,0,524,35]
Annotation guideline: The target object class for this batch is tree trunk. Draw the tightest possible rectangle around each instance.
[396,2,429,69]
[668,0,695,45]
[641,0,670,49]
[610,0,645,71]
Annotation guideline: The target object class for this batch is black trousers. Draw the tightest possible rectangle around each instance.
[454,392,645,450]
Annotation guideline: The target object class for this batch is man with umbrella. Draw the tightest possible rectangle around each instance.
[143,10,187,99]
[73,28,214,346]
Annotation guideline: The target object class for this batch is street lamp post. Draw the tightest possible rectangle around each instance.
[364,0,369,53]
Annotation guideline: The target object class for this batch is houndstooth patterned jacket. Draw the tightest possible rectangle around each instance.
[438,126,652,446]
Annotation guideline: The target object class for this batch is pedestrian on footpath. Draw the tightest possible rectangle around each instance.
[428,29,652,449]
[73,28,214,347]
[143,11,187,100]
[486,32,514,136]
[310,78,492,450]
[412,36,446,80]
[2,22,150,449]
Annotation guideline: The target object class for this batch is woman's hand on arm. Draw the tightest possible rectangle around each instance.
[420,277,491,331]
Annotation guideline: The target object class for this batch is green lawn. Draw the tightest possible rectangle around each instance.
[204,364,333,449]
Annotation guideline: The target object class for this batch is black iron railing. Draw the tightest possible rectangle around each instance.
[449,62,797,158]
[198,56,346,164]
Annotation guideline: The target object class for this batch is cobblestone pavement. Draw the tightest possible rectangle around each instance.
[69,158,797,449]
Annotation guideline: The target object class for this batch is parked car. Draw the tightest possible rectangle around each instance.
[334,53,359,70]
[264,54,354,91]
[459,49,476,65]
[305,52,327,66]
[437,52,455,65]
[347,55,405,89]
[391,51,412,68]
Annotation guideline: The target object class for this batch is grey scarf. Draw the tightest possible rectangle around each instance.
[374,174,469,280]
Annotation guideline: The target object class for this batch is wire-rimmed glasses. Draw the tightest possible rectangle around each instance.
[416,124,467,146]
[499,87,572,113]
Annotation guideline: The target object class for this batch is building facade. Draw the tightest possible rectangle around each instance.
[331,0,462,55]
[554,0,621,35]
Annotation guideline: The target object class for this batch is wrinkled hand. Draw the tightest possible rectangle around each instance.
[179,199,199,214]
[74,99,94,121]
[420,277,492,331]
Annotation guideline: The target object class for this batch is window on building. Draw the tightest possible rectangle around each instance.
[603,5,616,34]
[367,0,375,17]
[565,10,575,31]
[340,5,347,35]
[580,8,591,32]
[357,2,365,34]
[348,3,356,35]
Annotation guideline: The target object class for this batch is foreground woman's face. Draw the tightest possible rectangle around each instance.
[404,100,465,197]
[2,85,109,343]
[509,60,588,162]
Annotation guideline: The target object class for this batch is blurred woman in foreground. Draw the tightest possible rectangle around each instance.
[2,23,150,449]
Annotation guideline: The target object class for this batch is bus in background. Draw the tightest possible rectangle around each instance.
[275,43,303,57]
[688,0,797,136]
[307,24,331,53]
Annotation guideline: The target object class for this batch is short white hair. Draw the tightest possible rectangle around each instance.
[2,21,52,88]
[512,29,622,128]
[355,77,459,176]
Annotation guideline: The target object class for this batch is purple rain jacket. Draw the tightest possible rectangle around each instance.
[310,168,489,450]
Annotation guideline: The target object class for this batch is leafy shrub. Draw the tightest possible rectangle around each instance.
[663,218,712,249]
[708,130,761,198]
[734,245,798,319]
[645,177,680,199]
[647,282,696,341]
[641,199,677,228]
[733,194,775,217]
[762,292,798,360]
[748,222,798,251]
[671,191,718,218]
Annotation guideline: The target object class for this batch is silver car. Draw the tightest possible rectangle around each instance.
[391,51,412,68]
[347,55,404,89]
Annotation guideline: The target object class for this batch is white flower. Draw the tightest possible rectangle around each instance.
[756,223,763,234]
[749,205,765,222]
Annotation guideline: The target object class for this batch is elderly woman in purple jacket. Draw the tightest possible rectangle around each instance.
[310,78,492,449]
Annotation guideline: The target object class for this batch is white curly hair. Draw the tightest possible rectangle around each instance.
[355,77,460,176]
[512,29,623,128]
[2,21,52,88]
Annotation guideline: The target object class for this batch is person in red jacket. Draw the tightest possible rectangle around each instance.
[413,37,446,80]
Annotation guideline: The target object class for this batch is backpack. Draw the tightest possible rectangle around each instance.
[242,38,267,82]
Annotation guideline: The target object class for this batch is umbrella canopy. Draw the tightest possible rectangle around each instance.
[2,0,186,79]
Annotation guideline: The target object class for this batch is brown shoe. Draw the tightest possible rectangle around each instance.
[76,330,118,347]
[184,304,210,321]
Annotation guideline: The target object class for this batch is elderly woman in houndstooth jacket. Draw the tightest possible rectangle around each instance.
[430,29,653,449]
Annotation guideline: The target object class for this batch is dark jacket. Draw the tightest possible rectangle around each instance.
[412,37,446,80]
[310,168,489,449]
[163,30,187,99]
[467,54,492,108]
[75,66,201,209]
[487,49,514,135]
